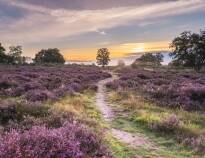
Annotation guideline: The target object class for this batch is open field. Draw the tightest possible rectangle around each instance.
[106,67,205,157]
[0,65,112,158]
[0,65,204,158]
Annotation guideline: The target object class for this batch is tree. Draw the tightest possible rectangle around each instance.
[170,30,205,71]
[0,43,5,54]
[0,43,7,63]
[34,48,65,64]
[96,48,110,67]
[9,45,23,64]
[0,43,14,64]
[136,53,164,65]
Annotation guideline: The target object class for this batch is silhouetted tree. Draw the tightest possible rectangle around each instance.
[9,45,23,64]
[96,48,110,67]
[0,43,6,63]
[34,48,65,64]
[170,30,205,71]
[0,43,12,64]
[136,53,164,65]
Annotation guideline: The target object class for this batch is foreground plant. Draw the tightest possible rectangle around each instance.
[0,122,112,158]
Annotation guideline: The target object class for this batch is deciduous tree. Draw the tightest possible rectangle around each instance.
[96,48,110,67]
[34,48,65,64]
[170,30,205,71]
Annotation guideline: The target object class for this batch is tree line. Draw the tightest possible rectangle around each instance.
[0,29,204,70]
[0,44,27,65]
[0,43,109,66]
[0,44,65,65]
[131,29,205,71]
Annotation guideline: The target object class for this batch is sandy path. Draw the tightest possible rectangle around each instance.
[96,72,156,149]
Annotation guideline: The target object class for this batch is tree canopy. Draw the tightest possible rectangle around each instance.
[0,43,8,64]
[9,45,24,64]
[0,43,14,64]
[170,30,205,71]
[34,48,65,64]
[96,48,110,67]
[135,53,164,65]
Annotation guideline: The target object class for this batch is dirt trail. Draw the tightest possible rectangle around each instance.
[96,72,156,149]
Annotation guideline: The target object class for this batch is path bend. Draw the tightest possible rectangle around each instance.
[96,72,156,149]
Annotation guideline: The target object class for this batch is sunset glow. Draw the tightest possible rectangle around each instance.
[65,41,170,61]
[0,0,204,61]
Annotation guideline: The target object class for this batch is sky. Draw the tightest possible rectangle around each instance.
[0,0,205,61]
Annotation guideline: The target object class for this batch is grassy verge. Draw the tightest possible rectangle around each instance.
[108,91,205,158]
[105,133,138,158]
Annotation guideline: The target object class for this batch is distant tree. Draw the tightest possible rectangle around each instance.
[9,45,23,64]
[0,43,7,63]
[136,53,164,65]
[0,43,5,54]
[117,60,125,67]
[168,60,183,67]
[0,43,14,64]
[170,30,205,71]
[96,48,110,67]
[34,48,65,64]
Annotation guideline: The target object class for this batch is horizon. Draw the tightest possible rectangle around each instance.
[1,0,205,61]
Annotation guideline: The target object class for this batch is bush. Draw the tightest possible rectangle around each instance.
[0,100,50,125]
[16,102,50,120]
[0,100,16,124]
[183,135,205,154]
[25,90,57,102]
[0,123,112,158]
[149,114,180,133]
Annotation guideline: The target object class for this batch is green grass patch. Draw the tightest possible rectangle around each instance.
[108,91,205,157]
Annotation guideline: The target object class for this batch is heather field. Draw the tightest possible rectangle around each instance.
[0,65,111,103]
[1,0,205,157]
[106,67,205,157]
[107,67,205,111]
[0,65,205,158]
[0,65,113,158]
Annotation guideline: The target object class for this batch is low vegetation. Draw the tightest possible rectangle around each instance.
[107,67,205,111]
[0,29,205,158]
[106,67,205,157]
[0,65,112,158]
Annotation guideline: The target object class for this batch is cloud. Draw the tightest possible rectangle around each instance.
[1,0,205,44]
[96,30,107,35]
[11,0,175,10]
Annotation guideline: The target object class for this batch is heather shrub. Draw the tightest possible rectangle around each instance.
[183,135,205,154]
[86,84,98,91]
[0,100,50,125]
[0,80,15,89]
[4,111,75,132]
[25,90,57,102]
[16,102,50,121]
[0,123,112,158]
[0,100,16,124]
[149,114,180,133]
[106,81,119,90]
